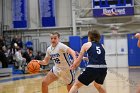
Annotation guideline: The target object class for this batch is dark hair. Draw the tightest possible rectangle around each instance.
[50,32,60,38]
[28,47,33,51]
[88,29,101,42]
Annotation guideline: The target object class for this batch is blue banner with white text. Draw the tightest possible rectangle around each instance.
[92,0,134,17]
[12,0,28,28]
[39,0,56,27]
[93,7,134,17]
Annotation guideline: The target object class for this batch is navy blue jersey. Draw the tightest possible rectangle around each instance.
[87,42,106,65]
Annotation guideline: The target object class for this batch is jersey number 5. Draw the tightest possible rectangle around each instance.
[96,46,101,54]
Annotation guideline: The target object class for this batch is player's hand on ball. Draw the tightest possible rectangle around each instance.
[33,60,40,63]
[27,60,40,74]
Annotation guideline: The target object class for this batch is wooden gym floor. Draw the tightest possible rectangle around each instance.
[0,67,140,93]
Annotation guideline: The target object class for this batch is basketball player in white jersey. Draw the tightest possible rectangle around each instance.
[135,33,140,48]
[38,32,77,93]
[135,33,140,93]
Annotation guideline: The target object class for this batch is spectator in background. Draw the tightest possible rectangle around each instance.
[0,36,5,48]
[23,47,34,63]
[0,36,8,68]
[35,51,42,60]
[17,35,23,49]
[0,36,6,51]
[10,35,23,53]
[10,35,18,55]
[15,47,26,70]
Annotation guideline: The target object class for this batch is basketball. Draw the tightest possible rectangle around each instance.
[27,60,40,74]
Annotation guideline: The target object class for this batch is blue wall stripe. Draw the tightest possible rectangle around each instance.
[127,33,140,66]
[0,74,44,83]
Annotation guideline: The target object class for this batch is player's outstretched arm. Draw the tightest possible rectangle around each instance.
[75,51,89,61]
[70,44,87,70]
[135,33,140,48]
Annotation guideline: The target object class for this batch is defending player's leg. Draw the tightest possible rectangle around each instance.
[93,82,106,93]
[69,80,83,93]
[42,71,58,93]
[136,85,140,93]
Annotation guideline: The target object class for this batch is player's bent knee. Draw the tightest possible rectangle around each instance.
[94,82,102,89]
[42,80,49,87]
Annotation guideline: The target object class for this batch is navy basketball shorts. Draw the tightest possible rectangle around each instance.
[78,67,107,86]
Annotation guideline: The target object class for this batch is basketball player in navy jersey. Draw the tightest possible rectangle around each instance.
[69,29,107,93]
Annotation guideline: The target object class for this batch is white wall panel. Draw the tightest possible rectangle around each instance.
[56,0,72,26]
[117,35,128,67]
[104,36,116,54]
[117,35,128,54]
[28,0,39,28]
[104,35,128,67]
[4,0,12,28]
[105,55,117,67]
[118,55,128,67]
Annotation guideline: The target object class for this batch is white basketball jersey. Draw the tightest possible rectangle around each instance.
[45,42,72,68]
